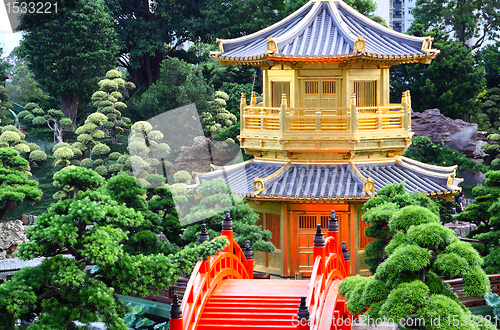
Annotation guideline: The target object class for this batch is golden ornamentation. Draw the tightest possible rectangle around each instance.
[354,36,365,53]
[267,38,278,52]
[254,179,265,193]
[363,177,375,195]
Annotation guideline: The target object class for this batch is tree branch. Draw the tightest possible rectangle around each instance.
[122,0,155,19]
[37,286,63,301]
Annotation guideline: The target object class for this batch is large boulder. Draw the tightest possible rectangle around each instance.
[411,109,478,157]
[171,136,239,176]
[0,220,28,260]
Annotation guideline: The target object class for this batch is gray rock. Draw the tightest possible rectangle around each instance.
[0,220,28,259]
[411,109,478,157]
[171,136,239,176]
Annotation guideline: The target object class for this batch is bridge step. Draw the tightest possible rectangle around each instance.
[198,279,309,329]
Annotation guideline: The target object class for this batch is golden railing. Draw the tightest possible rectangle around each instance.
[240,91,412,135]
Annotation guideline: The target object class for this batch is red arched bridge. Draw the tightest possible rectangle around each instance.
[169,211,352,330]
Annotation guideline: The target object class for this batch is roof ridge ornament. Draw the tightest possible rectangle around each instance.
[363,177,375,196]
[354,36,365,53]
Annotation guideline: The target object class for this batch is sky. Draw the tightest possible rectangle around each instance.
[0,1,23,57]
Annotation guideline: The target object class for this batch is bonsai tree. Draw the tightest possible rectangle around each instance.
[456,170,500,245]
[482,134,500,167]
[0,125,48,166]
[361,182,439,273]
[181,177,275,252]
[340,204,493,330]
[0,166,227,329]
[200,90,237,136]
[0,147,42,220]
[18,102,73,143]
[91,70,134,143]
[127,121,172,181]
[0,86,14,125]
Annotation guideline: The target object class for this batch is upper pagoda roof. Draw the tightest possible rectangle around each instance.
[211,0,438,64]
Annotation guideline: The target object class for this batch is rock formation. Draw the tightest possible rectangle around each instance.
[171,136,240,176]
[411,109,478,157]
[0,220,28,259]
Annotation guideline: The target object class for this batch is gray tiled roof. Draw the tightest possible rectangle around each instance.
[261,164,364,198]
[194,157,462,200]
[213,0,435,61]
[195,161,284,195]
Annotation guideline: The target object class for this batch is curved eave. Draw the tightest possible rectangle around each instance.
[253,193,370,201]
[212,49,440,65]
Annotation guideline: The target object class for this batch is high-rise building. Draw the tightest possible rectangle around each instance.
[375,0,415,33]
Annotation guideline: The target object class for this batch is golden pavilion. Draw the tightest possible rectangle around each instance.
[196,0,463,276]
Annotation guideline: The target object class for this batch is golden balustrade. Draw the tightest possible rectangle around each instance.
[239,91,412,136]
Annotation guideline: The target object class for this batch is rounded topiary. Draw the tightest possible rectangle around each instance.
[80,158,93,168]
[174,170,192,184]
[53,147,74,159]
[95,165,108,176]
[91,144,110,156]
[389,205,440,232]
[0,131,21,143]
[93,159,104,166]
[108,152,122,161]
[406,223,456,249]
[52,191,67,200]
[14,143,30,153]
[59,118,73,126]
[379,280,429,321]
[108,163,123,173]
[32,116,46,125]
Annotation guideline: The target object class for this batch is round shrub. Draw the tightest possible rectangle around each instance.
[362,277,390,305]
[117,154,130,164]
[0,131,21,143]
[130,155,147,168]
[27,143,40,151]
[389,205,440,232]
[111,92,123,99]
[77,134,93,143]
[93,159,104,166]
[52,142,71,152]
[92,130,105,139]
[144,174,165,188]
[80,158,93,168]
[32,116,46,125]
[380,280,429,321]
[462,265,491,297]
[386,245,431,273]
[108,163,123,173]
[433,253,468,278]
[131,121,152,132]
[86,113,107,125]
[174,170,192,184]
[95,165,108,176]
[339,276,367,299]
[59,118,73,126]
[114,101,126,109]
[14,143,30,153]
[418,294,471,330]
[52,191,67,200]
[406,223,456,249]
[91,144,110,156]
[109,152,121,161]
[445,241,483,267]
[147,130,164,140]
[106,69,121,79]
[53,147,74,159]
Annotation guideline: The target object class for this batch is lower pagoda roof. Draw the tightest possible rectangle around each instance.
[193,156,463,201]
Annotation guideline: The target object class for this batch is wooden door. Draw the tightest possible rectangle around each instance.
[272,82,290,107]
[297,212,349,276]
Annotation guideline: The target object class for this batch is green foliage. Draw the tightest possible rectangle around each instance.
[52,166,105,198]
[390,29,485,120]
[181,177,275,253]
[92,70,134,143]
[123,304,167,329]
[412,0,500,49]
[133,57,213,121]
[0,147,42,220]
[18,102,70,143]
[18,0,119,126]
[404,136,487,173]
[1,169,227,328]
[174,170,192,184]
[343,196,492,328]
[200,90,237,136]
[477,42,500,89]
[361,182,439,273]
[127,121,172,181]
[220,82,255,114]
[0,86,14,126]
[389,205,440,233]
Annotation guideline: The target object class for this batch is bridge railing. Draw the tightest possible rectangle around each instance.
[302,211,352,330]
[170,211,253,330]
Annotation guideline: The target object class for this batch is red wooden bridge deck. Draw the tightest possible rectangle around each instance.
[170,211,352,330]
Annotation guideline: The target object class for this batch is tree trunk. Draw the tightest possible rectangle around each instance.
[60,94,80,129]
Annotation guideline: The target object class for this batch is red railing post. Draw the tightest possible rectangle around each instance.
[243,240,254,279]
[296,296,310,330]
[221,210,233,253]
[327,210,339,247]
[198,224,210,273]
[313,224,326,274]
[342,241,350,276]
[169,293,183,330]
